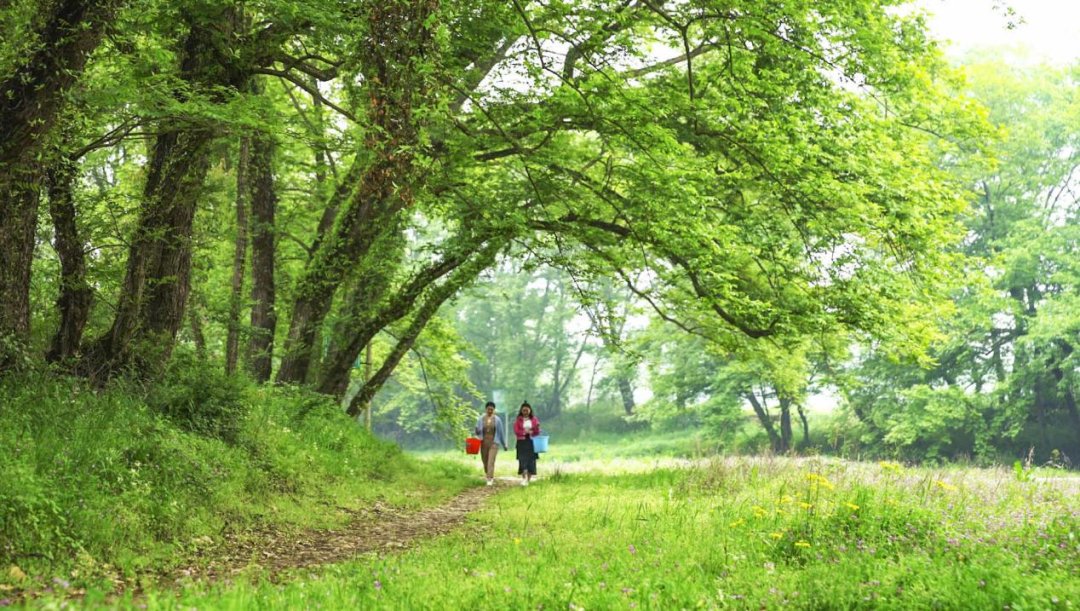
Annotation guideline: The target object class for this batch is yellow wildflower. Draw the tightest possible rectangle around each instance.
[799,502,813,510]
[806,473,835,490]
[770,532,783,540]
[845,503,860,511]
[934,480,957,491]
[729,519,745,528]
[794,540,811,548]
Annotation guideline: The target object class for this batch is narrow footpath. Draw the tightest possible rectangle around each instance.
[163,479,509,585]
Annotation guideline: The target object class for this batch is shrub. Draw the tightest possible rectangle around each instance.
[146,351,250,444]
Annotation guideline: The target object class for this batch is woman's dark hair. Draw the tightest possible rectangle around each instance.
[518,402,533,417]
[485,401,496,409]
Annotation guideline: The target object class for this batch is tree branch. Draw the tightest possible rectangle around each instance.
[255,67,357,121]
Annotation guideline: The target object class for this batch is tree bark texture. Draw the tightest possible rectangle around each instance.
[276,0,440,385]
[225,138,250,375]
[315,224,407,395]
[0,180,40,368]
[85,129,214,376]
[45,155,93,362]
[0,0,122,367]
[246,132,278,382]
[81,10,248,378]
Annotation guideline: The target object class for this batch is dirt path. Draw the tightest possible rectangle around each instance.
[163,479,509,585]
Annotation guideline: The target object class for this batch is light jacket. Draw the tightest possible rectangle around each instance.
[474,413,508,449]
[513,416,541,441]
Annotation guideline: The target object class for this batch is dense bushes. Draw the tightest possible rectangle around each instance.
[146,352,251,443]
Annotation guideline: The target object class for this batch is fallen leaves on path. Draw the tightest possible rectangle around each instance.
[162,481,501,585]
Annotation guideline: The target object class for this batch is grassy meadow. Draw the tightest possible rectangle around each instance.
[44,455,1079,610]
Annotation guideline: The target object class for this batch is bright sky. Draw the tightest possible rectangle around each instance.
[918,0,1080,64]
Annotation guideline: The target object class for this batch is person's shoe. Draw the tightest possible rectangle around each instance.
[520,479,528,487]
[486,479,493,486]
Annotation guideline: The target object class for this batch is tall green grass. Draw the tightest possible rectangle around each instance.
[0,367,471,594]
[85,456,1078,610]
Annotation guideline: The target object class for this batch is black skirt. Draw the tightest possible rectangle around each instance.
[516,438,538,475]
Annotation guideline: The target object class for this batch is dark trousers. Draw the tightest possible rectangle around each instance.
[516,438,537,475]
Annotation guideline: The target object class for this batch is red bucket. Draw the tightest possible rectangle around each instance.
[465,437,481,455]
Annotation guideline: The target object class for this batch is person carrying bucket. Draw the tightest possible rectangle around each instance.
[513,402,541,486]
[473,401,508,486]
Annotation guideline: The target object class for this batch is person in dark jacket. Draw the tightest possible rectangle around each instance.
[513,402,541,486]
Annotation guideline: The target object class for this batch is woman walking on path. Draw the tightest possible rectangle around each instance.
[474,401,507,486]
[513,402,541,486]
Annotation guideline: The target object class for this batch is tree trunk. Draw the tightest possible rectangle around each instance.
[588,294,635,416]
[81,10,246,378]
[189,293,208,360]
[314,222,406,393]
[45,155,93,362]
[550,336,587,419]
[87,129,214,375]
[797,403,810,446]
[585,355,600,413]
[617,376,636,416]
[276,0,439,385]
[779,396,793,453]
[0,0,122,368]
[347,301,440,418]
[1051,340,1080,450]
[347,238,502,417]
[316,232,477,397]
[746,391,782,452]
[225,137,250,375]
[0,179,40,369]
[246,130,277,382]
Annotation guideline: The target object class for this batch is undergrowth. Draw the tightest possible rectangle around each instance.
[0,364,471,596]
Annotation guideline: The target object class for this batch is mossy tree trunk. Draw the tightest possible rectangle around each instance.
[246,127,279,382]
[45,154,93,363]
[276,0,440,385]
[81,8,248,378]
[0,0,123,369]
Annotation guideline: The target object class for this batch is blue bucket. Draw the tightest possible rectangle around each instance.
[532,435,549,453]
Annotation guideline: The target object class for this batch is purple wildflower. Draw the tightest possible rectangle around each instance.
[374,579,382,591]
